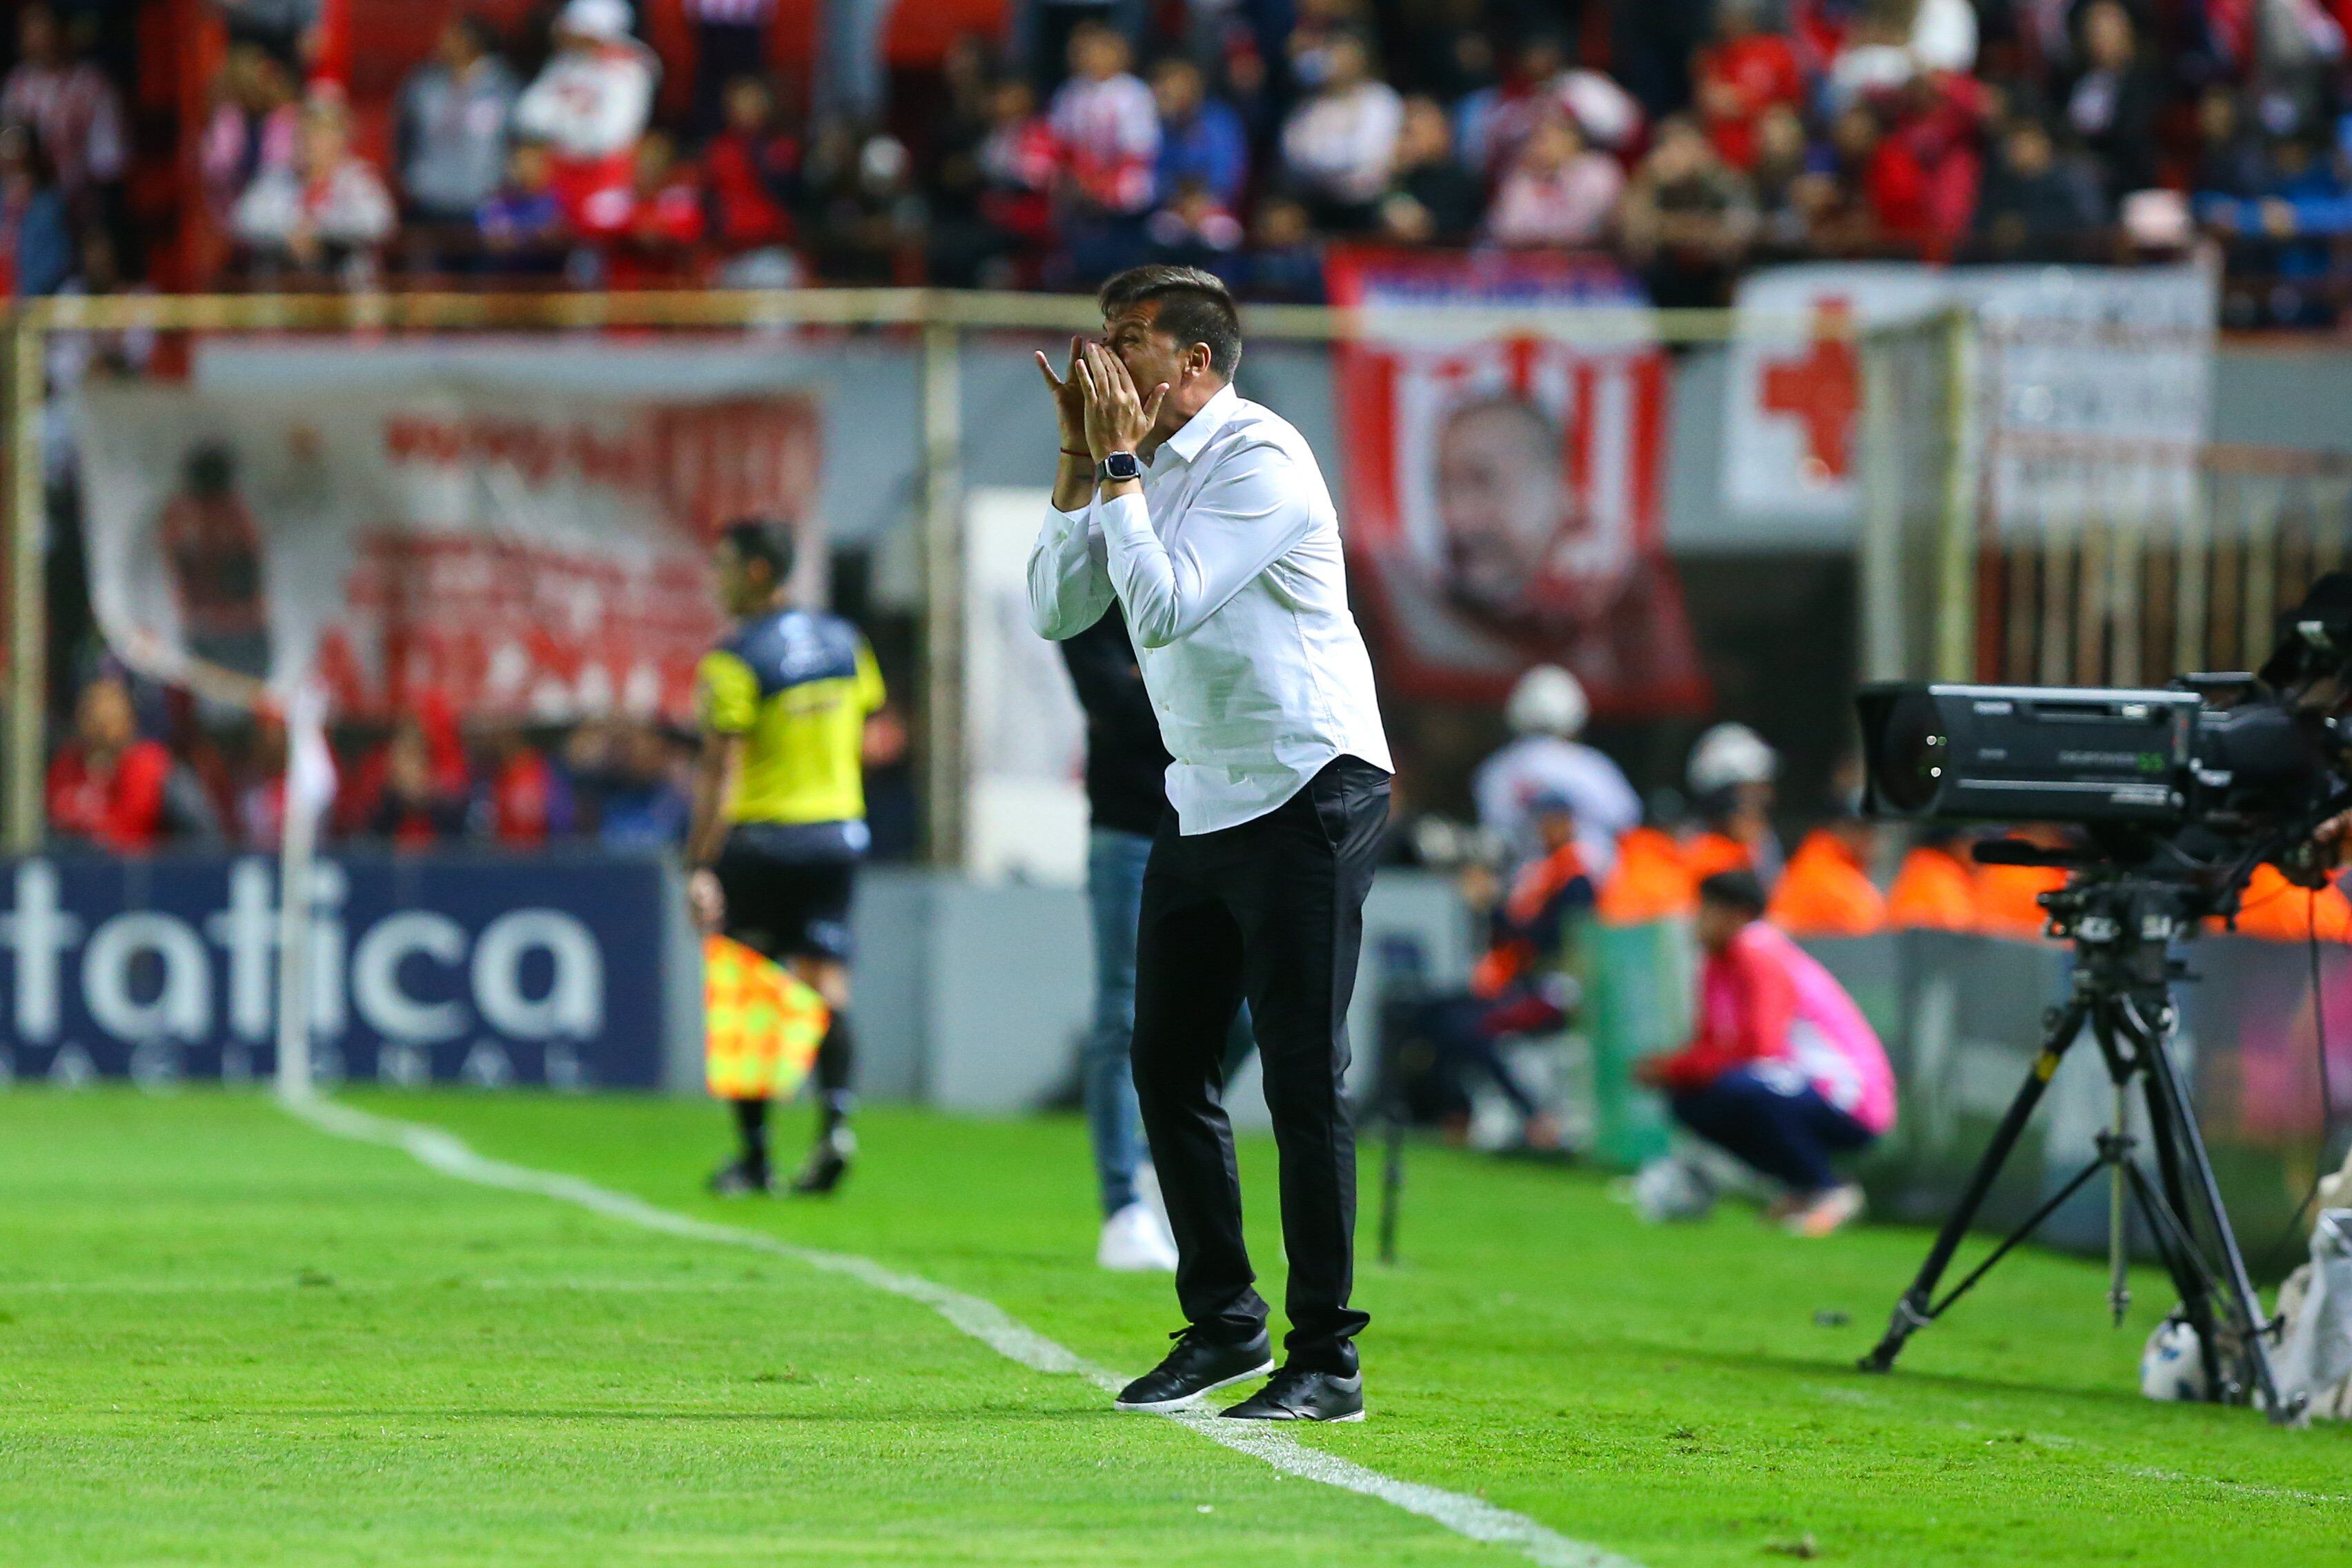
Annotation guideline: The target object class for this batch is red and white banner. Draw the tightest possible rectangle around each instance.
[74,383,822,722]
[1723,260,2217,525]
[1327,247,1707,715]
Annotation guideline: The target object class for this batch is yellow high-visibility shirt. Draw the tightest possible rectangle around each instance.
[697,609,885,828]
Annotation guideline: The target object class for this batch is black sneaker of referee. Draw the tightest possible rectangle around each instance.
[1114,1328,1275,1412]
[707,1157,772,1198]
[1220,1365,1365,1422]
[787,1126,855,1196]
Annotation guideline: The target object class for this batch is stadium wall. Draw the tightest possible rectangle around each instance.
[2,851,2337,1256]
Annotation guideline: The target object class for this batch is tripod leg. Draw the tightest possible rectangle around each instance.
[2133,1070,2230,1398]
[2107,1084,2132,1326]
[2138,1024,2297,1420]
[1378,1105,1404,1266]
[1861,998,2088,1373]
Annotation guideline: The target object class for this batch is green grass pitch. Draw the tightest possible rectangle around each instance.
[0,1088,2345,1566]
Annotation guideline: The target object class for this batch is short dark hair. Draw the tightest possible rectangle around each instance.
[720,517,796,583]
[1098,264,1243,378]
[1697,870,1767,919]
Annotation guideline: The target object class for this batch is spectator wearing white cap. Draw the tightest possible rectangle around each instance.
[1473,665,1639,879]
[1683,720,1782,885]
[513,0,656,236]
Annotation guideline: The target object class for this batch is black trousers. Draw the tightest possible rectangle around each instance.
[1130,754,1390,1375]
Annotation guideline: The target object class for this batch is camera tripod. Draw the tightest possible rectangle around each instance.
[1858,869,2300,1424]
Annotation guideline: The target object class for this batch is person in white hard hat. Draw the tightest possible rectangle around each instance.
[1472,663,1640,878]
[1681,720,1781,885]
[512,0,656,236]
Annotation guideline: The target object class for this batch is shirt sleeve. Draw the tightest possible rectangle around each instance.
[1099,440,1320,649]
[853,635,886,715]
[1026,498,1115,640]
[696,649,760,736]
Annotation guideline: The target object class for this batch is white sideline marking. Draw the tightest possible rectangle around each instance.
[284,1095,1640,1568]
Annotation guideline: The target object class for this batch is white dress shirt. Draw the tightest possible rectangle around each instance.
[1028,381,1392,835]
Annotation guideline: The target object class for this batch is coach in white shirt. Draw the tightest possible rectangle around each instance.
[1028,266,1393,1424]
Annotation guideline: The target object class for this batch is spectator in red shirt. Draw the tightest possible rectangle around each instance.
[473,725,574,846]
[1049,20,1156,278]
[1692,0,1803,173]
[978,77,1059,255]
[604,129,704,287]
[1051,21,1157,215]
[702,75,803,286]
[47,674,173,853]
[1871,74,1988,259]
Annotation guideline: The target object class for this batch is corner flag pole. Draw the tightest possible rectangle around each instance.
[274,682,335,1102]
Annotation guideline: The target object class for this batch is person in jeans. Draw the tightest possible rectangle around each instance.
[1639,870,1896,1235]
[1061,604,1250,1271]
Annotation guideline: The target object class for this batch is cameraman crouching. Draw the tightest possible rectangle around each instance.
[1637,871,1897,1237]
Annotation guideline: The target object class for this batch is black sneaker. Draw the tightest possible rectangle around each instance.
[707,1158,772,1197]
[1220,1365,1365,1422]
[1113,1329,1275,1413]
[789,1128,855,1197]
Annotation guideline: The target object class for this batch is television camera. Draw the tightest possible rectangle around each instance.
[1849,575,2352,1424]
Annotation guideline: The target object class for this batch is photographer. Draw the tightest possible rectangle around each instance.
[1638,870,1895,1237]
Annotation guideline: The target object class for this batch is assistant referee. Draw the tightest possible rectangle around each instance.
[1028,266,1393,1423]
[688,519,884,1198]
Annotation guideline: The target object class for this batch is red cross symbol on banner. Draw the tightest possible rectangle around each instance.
[1759,300,1859,482]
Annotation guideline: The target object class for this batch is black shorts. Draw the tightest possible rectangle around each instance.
[714,834,858,963]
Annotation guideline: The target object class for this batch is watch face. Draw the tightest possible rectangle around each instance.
[1104,453,1141,480]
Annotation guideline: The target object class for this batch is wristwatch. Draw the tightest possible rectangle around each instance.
[1098,451,1142,484]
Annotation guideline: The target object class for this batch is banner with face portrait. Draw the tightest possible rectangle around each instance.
[1326,247,1709,716]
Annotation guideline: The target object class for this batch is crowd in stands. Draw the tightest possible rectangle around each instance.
[43,666,778,857]
[7,0,2352,318]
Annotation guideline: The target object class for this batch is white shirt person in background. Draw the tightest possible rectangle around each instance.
[1474,664,1640,878]
[1027,266,1391,1424]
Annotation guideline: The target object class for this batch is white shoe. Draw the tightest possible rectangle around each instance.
[1784,1182,1865,1237]
[1135,1164,1179,1255]
[1098,1202,1179,1272]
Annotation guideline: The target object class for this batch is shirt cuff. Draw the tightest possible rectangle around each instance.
[1096,488,1152,551]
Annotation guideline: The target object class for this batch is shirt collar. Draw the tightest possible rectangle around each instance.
[1157,382,1239,467]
